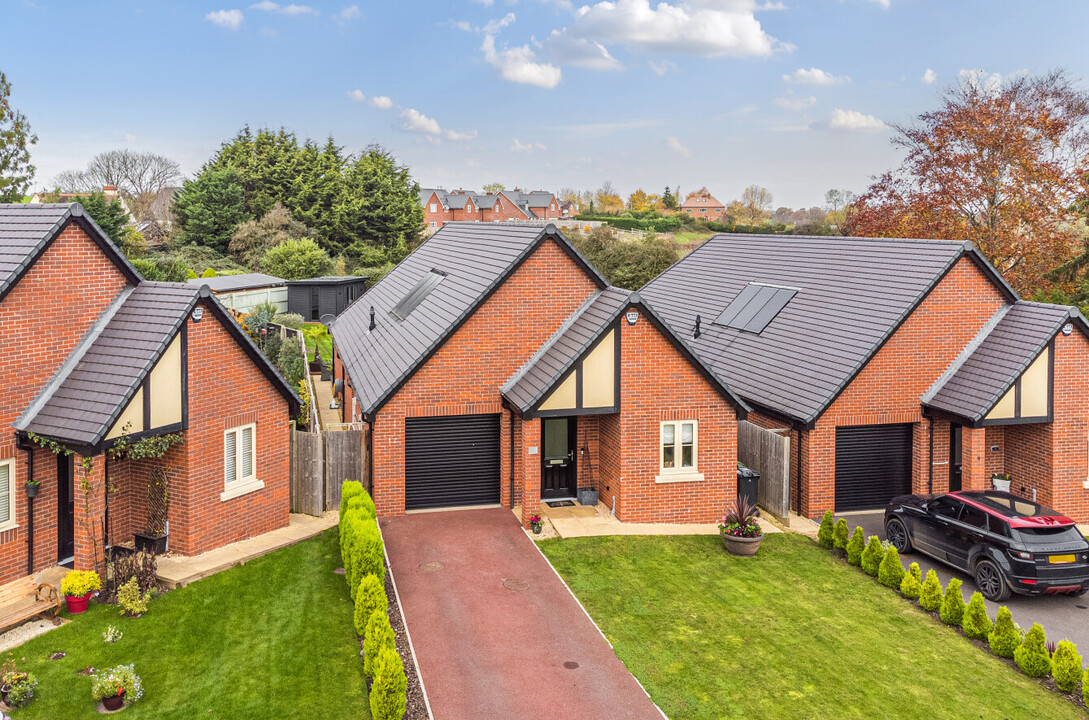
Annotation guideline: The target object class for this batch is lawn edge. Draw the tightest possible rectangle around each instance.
[529,530,669,720]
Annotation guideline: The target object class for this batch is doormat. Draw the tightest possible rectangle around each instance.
[546,500,575,508]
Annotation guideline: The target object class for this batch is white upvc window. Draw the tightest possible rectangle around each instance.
[429,203,437,212]
[222,423,264,501]
[429,221,437,229]
[0,458,15,531]
[656,420,704,483]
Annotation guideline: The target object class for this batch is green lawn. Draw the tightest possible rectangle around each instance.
[10,529,368,719]
[672,231,715,244]
[540,534,1084,720]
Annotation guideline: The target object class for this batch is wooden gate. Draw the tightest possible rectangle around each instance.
[325,430,366,512]
[289,428,367,516]
[737,421,790,520]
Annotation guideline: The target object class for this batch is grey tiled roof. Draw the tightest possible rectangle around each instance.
[16,283,200,447]
[502,287,631,411]
[331,223,607,417]
[641,233,1018,425]
[443,194,473,210]
[923,302,1086,422]
[187,273,285,292]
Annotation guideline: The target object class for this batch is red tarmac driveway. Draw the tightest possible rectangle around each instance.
[381,507,664,720]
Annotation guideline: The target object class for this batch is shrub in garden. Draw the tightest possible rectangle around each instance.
[846,527,865,566]
[364,609,396,678]
[861,536,883,577]
[354,573,389,636]
[1052,640,1082,692]
[908,562,921,583]
[370,646,408,720]
[939,578,966,626]
[832,519,849,553]
[817,511,835,549]
[878,547,906,588]
[961,592,992,640]
[989,607,1020,658]
[919,570,943,612]
[351,519,384,600]
[1083,666,1089,706]
[340,480,364,519]
[117,577,154,617]
[60,570,101,598]
[900,569,922,600]
[110,551,157,596]
[1014,624,1052,677]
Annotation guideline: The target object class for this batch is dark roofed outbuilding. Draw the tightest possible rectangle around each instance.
[286,275,368,322]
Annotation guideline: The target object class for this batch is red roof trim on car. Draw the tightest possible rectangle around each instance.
[951,492,1076,528]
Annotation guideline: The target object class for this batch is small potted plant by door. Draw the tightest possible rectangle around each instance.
[529,514,543,534]
[991,472,1012,492]
[60,570,102,615]
[718,496,764,557]
[91,664,142,712]
[24,478,40,499]
[134,467,169,555]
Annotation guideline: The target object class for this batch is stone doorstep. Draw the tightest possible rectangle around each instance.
[155,511,338,589]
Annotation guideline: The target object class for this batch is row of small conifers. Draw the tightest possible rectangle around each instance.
[818,512,1089,702]
[340,481,407,720]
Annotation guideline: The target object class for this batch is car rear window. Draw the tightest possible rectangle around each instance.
[1014,526,1086,546]
[966,492,1060,518]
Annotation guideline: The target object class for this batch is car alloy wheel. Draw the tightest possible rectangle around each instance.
[974,559,1010,602]
[886,519,911,553]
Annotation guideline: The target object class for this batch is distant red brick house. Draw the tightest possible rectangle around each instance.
[419,189,561,230]
[680,192,726,220]
[330,223,748,526]
[0,203,298,585]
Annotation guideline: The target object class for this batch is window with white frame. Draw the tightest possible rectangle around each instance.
[222,424,262,500]
[661,421,697,471]
[0,458,15,530]
[429,203,437,212]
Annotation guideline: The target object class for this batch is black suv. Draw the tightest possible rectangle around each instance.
[884,490,1089,601]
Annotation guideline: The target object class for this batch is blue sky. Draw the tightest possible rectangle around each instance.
[4,0,1089,207]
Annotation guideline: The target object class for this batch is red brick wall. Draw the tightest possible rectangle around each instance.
[370,237,600,515]
[1042,330,1089,521]
[597,414,622,514]
[800,257,1007,516]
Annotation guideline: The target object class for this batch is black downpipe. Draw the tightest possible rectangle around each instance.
[927,415,934,494]
[20,441,34,576]
[104,454,110,552]
[365,417,374,496]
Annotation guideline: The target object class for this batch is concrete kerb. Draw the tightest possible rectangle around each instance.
[522,527,670,720]
[377,518,435,720]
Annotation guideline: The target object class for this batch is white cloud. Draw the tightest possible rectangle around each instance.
[482,34,562,88]
[511,139,547,153]
[546,35,623,70]
[922,68,937,85]
[336,5,360,22]
[369,95,393,110]
[206,9,244,29]
[346,89,366,102]
[648,60,676,76]
[783,67,849,85]
[869,0,891,7]
[399,109,477,142]
[773,95,816,111]
[829,108,886,131]
[473,0,495,5]
[545,0,786,63]
[666,136,691,158]
[957,69,1026,94]
[249,1,277,10]
[248,2,317,15]
[122,133,138,143]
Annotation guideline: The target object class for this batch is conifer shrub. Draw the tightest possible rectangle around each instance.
[919,570,943,612]
[817,511,835,549]
[961,592,993,640]
[340,480,364,519]
[939,578,966,626]
[861,536,883,577]
[1014,624,1052,678]
[900,568,922,600]
[1051,640,1082,692]
[989,606,1020,658]
[351,520,384,599]
[908,562,921,583]
[363,609,396,679]
[354,574,389,636]
[832,519,849,553]
[878,546,906,588]
[846,527,865,566]
[370,646,408,720]
[1082,666,1089,706]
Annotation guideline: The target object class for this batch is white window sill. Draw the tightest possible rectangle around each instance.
[0,522,19,534]
[220,479,265,502]
[655,472,704,484]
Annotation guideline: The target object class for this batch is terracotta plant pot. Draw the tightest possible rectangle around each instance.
[102,690,125,711]
[721,532,763,557]
[65,591,93,614]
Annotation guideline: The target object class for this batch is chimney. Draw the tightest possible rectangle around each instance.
[694,314,702,339]
[103,185,119,200]
[368,306,376,331]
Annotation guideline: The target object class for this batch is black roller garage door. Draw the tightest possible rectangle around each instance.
[405,414,501,511]
[835,423,913,512]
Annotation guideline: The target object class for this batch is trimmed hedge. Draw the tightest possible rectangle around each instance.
[899,569,921,600]
[908,562,921,583]
[961,592,992,640]
[817,511,835,549]
[860,536,883,577]
[846,527,865,566]
[1052,639,1082,692]
[832,519,849,553]
[355,574,389,637]
[878,547,906,589]
[370,646,408,720]
[919,570,943,612]
[1083,666,1089,707]
[1014,623,1052,677]
[988,606,1019,658]
[364,608,396,679]
[940,578,966,626]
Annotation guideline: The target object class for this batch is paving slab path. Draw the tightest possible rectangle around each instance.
[382,508,664,720]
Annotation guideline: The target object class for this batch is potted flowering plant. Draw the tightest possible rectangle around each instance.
[991,472,1012,492]
[91,664,142,711]
[529,515,543,534]
[0,658,38,709]
[718,495,763,556]
[60,570,102,614]
[24,478,41,498]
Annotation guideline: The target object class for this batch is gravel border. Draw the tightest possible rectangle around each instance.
[355,568,427,718]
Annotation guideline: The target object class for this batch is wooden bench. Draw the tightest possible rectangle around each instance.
[0,575,61,634]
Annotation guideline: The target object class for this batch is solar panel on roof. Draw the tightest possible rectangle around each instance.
[390,269,446,320]
[713,282,797,334]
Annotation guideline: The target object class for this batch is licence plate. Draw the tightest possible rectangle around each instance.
[1049,554,1076,564]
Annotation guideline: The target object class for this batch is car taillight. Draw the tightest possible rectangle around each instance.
[1009,549,1034,561]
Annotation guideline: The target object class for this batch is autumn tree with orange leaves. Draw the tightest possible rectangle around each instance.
[845,70,1089,295]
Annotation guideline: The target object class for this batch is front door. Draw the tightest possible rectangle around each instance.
[541,417,577,501]
[949,424,963,492]
[57,454,75,564]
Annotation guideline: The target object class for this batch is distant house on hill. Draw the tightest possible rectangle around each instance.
[680,191,726,221]
[419,188,561,230]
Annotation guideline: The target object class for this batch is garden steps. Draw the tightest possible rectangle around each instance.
[537,502,782,540]
[156,511,338,589]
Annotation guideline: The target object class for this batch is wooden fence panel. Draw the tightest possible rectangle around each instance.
[325,429,366,510]
[290,429,325,516]
[737,421,790,520]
